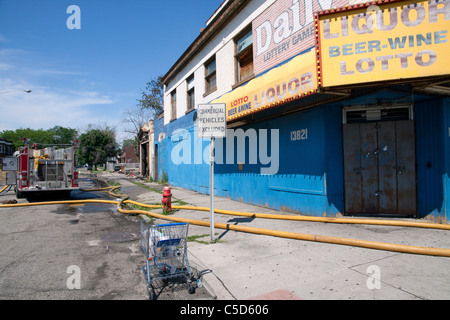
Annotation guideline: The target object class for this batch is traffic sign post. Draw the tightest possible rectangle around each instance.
[197,103,226,242]
[209,136,215,242]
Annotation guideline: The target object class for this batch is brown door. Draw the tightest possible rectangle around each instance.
[343,120,416,215]
[395,120,417,215]
[343,122,363,214]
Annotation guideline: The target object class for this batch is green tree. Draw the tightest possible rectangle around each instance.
[0,126,78,151]
[137,75,164,117]
[48,126,78,145]
[122,139,136,147]
[77,125,119,168]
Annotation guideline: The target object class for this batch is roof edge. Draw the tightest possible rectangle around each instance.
[161,0,250,85]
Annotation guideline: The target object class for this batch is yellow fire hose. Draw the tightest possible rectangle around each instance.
[117,207,450,258]
[124,200,450,231]
[1,185,450,257]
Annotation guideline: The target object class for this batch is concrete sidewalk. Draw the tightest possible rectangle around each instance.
[104,173,450,300]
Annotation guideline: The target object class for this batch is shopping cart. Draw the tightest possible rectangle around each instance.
[141,222,195,300]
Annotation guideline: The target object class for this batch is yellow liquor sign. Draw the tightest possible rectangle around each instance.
[213,49,317,122]
[317,0,450,87]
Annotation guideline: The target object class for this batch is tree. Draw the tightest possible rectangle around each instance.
[123,105,157,139]
[48,126,78,145]
[137,75,164,116]
[0,126,78,151]
[122,75,164,159]
[122,139,135,147]
[77,125,119,168]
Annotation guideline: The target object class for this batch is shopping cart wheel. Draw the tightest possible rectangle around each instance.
[187,281,196,294]
[148,287,156,300]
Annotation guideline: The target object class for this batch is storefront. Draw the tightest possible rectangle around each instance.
[157,0,450,222]
[210,0,450,221]
[315,0,450,220]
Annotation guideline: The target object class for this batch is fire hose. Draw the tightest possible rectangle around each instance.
[0,185,9,194]
[1,185,450,257]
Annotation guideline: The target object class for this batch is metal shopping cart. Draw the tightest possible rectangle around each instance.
[141,222,195,300]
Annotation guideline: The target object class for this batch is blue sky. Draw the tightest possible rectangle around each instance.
[0,0,224,143]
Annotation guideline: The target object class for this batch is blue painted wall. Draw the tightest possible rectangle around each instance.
[155,104,344,217]
[154,96,449,222]
[153,111,210,189]
[214,105,344,216]
[444,98,450,221]
[415,97,449,222]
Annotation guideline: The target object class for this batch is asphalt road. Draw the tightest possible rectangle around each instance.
[0,173,213,300]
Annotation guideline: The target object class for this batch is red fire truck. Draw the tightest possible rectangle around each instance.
[14,144,79,198]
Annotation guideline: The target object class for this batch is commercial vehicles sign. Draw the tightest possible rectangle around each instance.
[196,104,227,138]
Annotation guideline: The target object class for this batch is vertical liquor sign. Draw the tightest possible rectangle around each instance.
[197,104,227,242]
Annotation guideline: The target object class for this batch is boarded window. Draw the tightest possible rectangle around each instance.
[236,29,254,83]
[171,90,177,121]
[205,58,217,94]
[187,75,195,111]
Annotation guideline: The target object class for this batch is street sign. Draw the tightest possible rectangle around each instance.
[197,103,226,138]
[196,103,226,242]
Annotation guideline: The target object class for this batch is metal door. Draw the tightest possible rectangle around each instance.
[343,120,416,215]
[395,120,416,215]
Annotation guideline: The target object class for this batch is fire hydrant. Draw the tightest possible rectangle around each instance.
[162,185,173,212]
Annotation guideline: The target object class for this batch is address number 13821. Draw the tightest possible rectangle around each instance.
[290,129,308,141]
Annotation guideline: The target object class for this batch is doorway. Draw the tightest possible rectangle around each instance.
[142,142,149,177]
[342,106,417,216]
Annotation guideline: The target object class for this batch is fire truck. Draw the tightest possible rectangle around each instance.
[13,144,79,198]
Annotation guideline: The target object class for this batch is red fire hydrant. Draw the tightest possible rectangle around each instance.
[162,185,173,212]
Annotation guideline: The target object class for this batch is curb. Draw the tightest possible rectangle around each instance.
[187,249,236,300]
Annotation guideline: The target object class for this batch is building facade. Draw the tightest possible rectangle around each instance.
[118,145,139,165]
[138,120,155,178]
[0,138,14,164]
[156,0,450,222]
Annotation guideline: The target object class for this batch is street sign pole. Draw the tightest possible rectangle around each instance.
[210,137,215,242]
[196,103,226,244]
